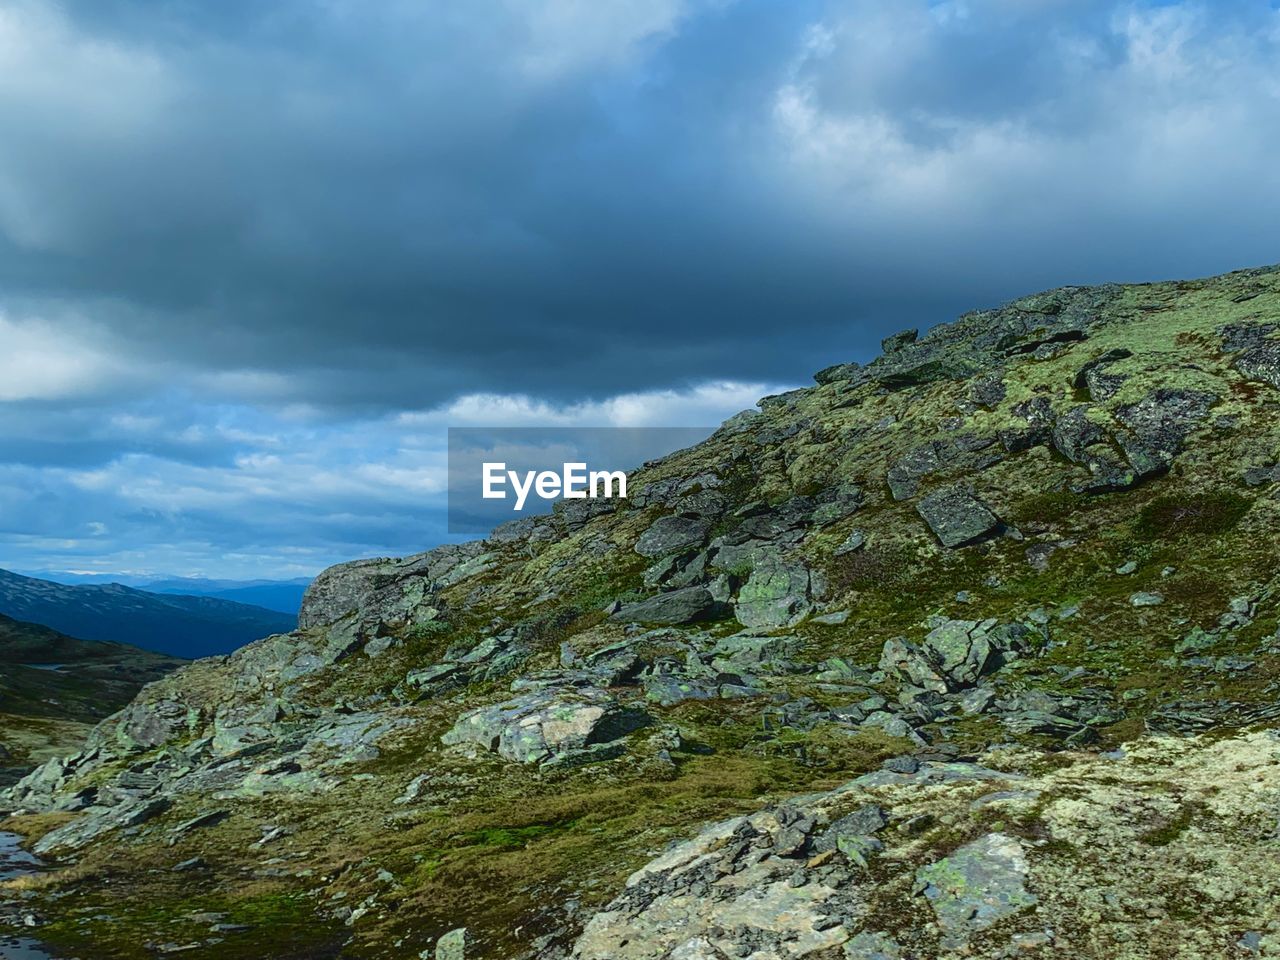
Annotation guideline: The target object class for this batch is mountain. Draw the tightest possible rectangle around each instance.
[16,573,312,617]
[143,578,311,616]
[0,569,297,659]
[4,265,1280,960]
[0,613,184,784]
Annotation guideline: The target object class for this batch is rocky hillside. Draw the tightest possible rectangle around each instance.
[4,265,1280,959]
[0,615,184,786]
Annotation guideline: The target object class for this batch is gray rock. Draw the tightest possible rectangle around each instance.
[299,542,488,629]
[436,926,468,960]
[882,328,919,354]
[1130,591,1165,607]
[843,931,903,959]
[634,516,712,558]
[1073,348,1132,400]
[1235,340,1280,390]
[611,587,724,625]
[969,376,1006,409]
[811,610,850,625]
[914,833,1037,942]
[833,530,866,556]
[1052,405,1107,462]
[1243,463,1280,487]
[887,442,945,500]
[813,361,863,385]
[916,485,1002,548]
[734,553,813,629]
[811,484,864,526]
[441,688,648,765]
[1000,395,1055,451]
[1115,388,1218,458]
[880,620,1030,693]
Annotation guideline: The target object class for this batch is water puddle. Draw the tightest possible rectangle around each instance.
[0,833,55,960]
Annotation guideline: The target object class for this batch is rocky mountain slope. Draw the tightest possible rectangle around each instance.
[0,615,184,786]
[0,570,298,658]
[3,264,1280,959]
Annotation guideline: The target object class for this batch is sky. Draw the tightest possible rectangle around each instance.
[0,0,1278,580]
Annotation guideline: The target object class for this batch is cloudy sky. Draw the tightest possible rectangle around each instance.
[1,0,1277,580]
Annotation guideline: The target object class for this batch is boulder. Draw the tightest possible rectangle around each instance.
[1114,388,1217,456]
[734,554,813,629]
[1073,348,1132,400]
[880,619,1031,693]
[441,688,649,765]
[813,361,863,385]
[881,328,919,354]
[611,587,724,625]
[810,484,864,526]
[1051,405,1107,462]
[887,443,945,500]
[916,486,1002,547]
[914,833,1037,944]
[969,376,1006,409]
[634,516,712,558]
[1235,340,1280,390]
[299,542,488,629]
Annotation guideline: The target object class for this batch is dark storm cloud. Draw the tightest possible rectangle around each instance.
[1,0,1269,409]
[1,0,1278,576]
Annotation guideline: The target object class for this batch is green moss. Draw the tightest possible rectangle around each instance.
[1134,491,1252,540]
[1138,801,1208,847]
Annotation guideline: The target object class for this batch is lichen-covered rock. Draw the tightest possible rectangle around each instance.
[879,619,1030,693]
[634,516,712,558]
[298,542,488,629]
[734,553,813,628]
[914,833,1037,943]
[441,688,649,765]
[1235,340,1280,389]
[612,586,724,625]
[916,485,1002,547]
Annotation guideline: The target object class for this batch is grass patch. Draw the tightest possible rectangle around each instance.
[1134,491,1252,540]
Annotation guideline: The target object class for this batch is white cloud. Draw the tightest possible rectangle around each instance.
[768,1,1280,243]
[407,380,788,430]
[0,313,138,401]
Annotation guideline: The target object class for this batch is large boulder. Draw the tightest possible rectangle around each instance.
[916,485,1002,547]
[1114,388,1217,456]
[887,443,945,500]
[612,587,725,625]
[1235,340,1280,390]
[298,542,490,629]
[634,516,712,558]
[734,554,814,629]
[880,619,1032,693]
[441,688,649,765]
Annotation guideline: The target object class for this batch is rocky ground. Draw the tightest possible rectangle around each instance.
[3,265,1280,959]
[0,616,183,788]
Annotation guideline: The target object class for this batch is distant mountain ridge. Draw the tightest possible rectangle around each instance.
[0,569,297,659]
[144,579,309,616]
[16,573,312,616]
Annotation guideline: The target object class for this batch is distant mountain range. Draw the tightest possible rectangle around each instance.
[0,569,298,659]
[18,572,312,616]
